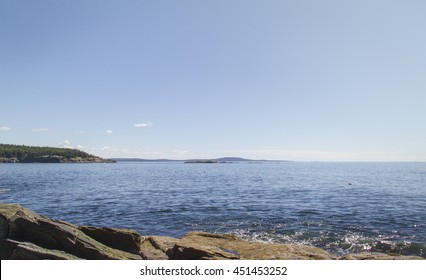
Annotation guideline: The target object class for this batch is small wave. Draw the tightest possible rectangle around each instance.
[224,229,426,258]
[297,209,320,216]
[0,188,11,194]
[370,240,426,257]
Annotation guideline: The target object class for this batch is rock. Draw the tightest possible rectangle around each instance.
[0,204,141,260]
[139,238,170,260]
[0,157,18,163]
[146,236,180,253]
[167,232,240,260]
[72,231,141,260]
[0,214,9,240]
[20,156,62,163]
[339,253,424,260]
[167,243,240,260]
[140,231,333,260]
[3,239,81,260]
[176,232,334,260]
[79,226,142,254]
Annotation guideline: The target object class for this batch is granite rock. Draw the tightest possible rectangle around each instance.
[0,204,141,260]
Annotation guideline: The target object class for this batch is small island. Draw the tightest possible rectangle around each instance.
[0,144,115,163]
[184,159,219,164]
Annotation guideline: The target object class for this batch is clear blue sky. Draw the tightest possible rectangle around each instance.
[1,0,425,161]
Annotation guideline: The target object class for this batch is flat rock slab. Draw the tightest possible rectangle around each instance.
[176,232,335,260]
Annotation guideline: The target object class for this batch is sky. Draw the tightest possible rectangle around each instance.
[1,0,426,161]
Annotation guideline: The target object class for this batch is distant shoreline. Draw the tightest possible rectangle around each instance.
[0,157,115,163]
[112,157,291,163]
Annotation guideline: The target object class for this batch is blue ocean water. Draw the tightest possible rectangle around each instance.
[1,161,425,257]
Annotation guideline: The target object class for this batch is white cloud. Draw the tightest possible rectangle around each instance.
[59,140,73,149]
[75,130,88,135]
[106,129,113,134]
[0,126,11,131]
[32,128,49,133]
[134,122,153,128]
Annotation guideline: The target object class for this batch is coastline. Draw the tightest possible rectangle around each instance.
[0,203,422,260]
[0,156,115,163]
[0,143,115,163]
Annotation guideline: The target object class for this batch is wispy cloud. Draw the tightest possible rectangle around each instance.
[106,129,113,134]
[32,128,49,133]
[75,130,88,135]
[134,122,153,128]
[0,126,11,131]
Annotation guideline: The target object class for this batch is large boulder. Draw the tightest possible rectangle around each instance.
[0,204,141,260]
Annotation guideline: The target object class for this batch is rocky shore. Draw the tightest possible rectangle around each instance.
[0,143,115,163]
[0,156,115,163]
[0,204,422,260]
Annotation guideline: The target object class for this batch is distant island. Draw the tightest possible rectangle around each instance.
[113,157,288,163]
[0,144,114,163]
[184,157,254,163]
[184,159,219,163]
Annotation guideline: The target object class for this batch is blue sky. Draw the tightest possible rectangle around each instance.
[1,0,425,161]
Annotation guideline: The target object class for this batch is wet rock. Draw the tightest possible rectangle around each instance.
[177,232,334,260]
[168,232,240,260]
[339,252,424,260]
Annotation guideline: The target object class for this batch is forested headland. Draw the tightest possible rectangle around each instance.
[0,144,114,163]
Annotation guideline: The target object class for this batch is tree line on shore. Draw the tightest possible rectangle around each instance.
[0,143,92,160]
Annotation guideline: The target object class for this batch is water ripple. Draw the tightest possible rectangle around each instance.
[0,162,425,257]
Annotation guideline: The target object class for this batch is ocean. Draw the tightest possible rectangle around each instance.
[1,161,425,257]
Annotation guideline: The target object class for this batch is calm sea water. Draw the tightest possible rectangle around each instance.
[1,162,425,257]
